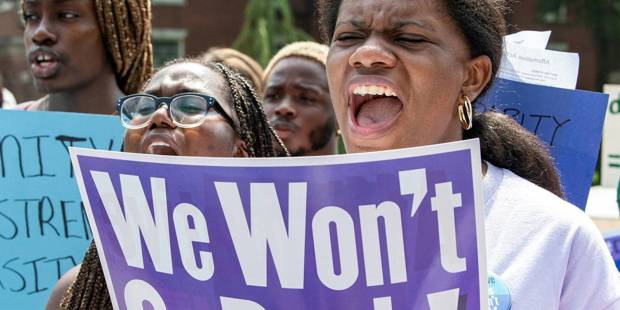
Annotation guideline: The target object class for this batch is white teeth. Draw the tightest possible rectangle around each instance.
[353,85,397,97]
[36,55,52,62]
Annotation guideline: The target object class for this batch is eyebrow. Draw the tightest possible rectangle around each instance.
[265,80,326,94]
[143,88,199,96]
[294,84,325,94]
[335,18,434,32]
[24,0,83,3]
[335,19,366,29]
[393,19,435,31]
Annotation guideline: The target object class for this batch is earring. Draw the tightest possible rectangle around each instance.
[458,95,473,130]
[336,129,342,136]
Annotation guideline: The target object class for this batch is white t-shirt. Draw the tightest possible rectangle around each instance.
[484,162,620,309]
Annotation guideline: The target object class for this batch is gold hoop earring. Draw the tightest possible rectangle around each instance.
[458,96,473,130]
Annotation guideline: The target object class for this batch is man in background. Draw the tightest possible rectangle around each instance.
[262,41,339,156]
[201,47,265,94]
[14,0,152,114]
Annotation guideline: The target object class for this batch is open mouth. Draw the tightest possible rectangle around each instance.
[349,84,404,133]
[271,119,297,140]
[142,132,180,156]
[274,127,293,140]
[146,142,179,156]
[29,50,60,79]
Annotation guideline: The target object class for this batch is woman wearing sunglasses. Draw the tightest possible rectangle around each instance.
[46,59,287,310]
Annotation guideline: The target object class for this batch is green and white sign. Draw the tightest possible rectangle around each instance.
[603,85,620,188]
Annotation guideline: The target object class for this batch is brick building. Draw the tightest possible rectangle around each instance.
[0,0,606,102]
[508,1,599,91]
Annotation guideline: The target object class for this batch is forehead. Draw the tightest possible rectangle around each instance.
[267,57,328,89]
[144,62,227,100]
[23,0,93,7]
[336,0,446,30]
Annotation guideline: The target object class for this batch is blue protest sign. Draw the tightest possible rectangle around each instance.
[70,139,488,310]
[479,78,608,208]
[0,110,124,309]
[604,230,620,271]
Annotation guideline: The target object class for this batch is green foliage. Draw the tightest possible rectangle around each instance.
[233,0,312,67]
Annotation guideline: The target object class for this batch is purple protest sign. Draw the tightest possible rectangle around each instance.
[70,139,487,310]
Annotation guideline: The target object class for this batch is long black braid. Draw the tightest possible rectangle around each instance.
[207,62,288,157]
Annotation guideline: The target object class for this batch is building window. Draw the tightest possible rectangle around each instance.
[0,0,17,12]
[152,28,188,68]
[546,41,569,52]
[541,4,568,24]
[151,0,186,6]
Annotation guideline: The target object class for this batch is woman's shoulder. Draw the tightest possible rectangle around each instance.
[486,163,586,226]
[11,98,45,111]
[485,163,620,308]
[45,265,81,310]
[484,162,604,264]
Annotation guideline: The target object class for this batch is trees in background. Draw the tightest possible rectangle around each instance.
[233,0,311,66]
[540,0,620,86]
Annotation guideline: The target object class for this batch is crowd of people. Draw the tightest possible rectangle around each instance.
[1,0,619,309]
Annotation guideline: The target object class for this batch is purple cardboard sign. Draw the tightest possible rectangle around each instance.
[70,139,487,310]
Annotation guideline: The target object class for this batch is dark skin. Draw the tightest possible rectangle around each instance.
[124,62,247,157]
[22,0,121,114]
[263,57,338,156]
[45,62,247,310]
[326,0,492,154]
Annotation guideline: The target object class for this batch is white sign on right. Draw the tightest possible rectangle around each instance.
[602,85,620,188]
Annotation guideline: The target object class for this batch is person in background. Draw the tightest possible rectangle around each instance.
[45,59,287,309]
[318,0,620,308]
[201,47,264,94]
[0,74,17,109]
[262,41,339,156]
[14,0,152,114]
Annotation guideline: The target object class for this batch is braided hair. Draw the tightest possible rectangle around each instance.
[19,0,153,95]
[201,47,265,94]
[207,61,288,157]
[59,60,287,310]
[94,0,153,94]
[60,243,111,310]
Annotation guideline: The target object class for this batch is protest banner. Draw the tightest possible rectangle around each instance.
[70,139,487,310]
[479,78,608,209]
[602,85,620,189]
[0,110,124,309]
